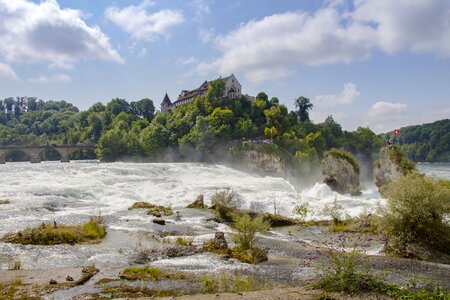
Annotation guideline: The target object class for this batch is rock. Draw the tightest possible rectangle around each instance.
[231,142,286,175]
[66,275,74,281]
[187,194,205,208]
[49,279,58,285]
[322,149,361,195]
[152,218,166,225]
[212,232,229,250]
[373,146,416,192]
[144,246,201,262]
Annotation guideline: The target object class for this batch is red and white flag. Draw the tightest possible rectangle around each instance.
[393,129,400,135]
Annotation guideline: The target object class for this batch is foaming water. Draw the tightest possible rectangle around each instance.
[0,161,447,273]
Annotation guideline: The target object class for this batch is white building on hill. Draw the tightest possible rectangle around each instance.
[160,74,245,112]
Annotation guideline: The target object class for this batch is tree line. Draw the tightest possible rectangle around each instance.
[386,119,450,162]
[6,80,440,166]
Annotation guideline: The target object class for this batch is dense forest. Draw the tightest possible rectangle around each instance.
[386,119,450,162]
[0,80,446,164]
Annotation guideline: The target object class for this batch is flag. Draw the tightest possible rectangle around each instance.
[393,129,400,135]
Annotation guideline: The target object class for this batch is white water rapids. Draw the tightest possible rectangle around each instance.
[0,161,447,273]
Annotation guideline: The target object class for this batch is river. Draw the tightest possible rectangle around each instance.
[0,161,448,296]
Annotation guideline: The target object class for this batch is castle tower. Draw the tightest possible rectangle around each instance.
[160,92,172,113]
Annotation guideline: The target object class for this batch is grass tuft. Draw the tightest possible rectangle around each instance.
[1,218,106,245]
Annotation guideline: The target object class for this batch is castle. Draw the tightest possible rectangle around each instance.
[160,74,245,112]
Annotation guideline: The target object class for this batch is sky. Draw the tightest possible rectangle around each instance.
[0,0,449,133]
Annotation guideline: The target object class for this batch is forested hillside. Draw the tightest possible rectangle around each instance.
[4,88,447,164]
[0,80,386,166]
[386,119,450,162]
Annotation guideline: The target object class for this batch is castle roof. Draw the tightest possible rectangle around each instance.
[162,92,172,105]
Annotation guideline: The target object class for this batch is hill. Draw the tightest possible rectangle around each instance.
[386,119,450,162]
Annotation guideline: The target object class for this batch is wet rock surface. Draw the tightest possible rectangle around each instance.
[187,194,205,209]
[373,146,416,191]
[322,150,361,195]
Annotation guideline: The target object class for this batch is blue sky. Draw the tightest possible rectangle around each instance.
[0,0,449,133]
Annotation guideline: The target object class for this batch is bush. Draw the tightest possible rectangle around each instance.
[381,173,450,255]
[211,190,237,222]
[232,214,269,250]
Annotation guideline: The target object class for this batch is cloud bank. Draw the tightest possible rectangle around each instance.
[195,0,450,82]
[106,1,185,42]
[315,83,360,106]
[0,0,122,71]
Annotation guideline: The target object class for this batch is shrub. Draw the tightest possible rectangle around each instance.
[211,190,237,222]
[293,203,309,222]
[232,214,269,250]
[0,199,10,205]
[381,173,450,255]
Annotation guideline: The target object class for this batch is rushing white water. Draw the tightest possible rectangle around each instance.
[0,161,448,273]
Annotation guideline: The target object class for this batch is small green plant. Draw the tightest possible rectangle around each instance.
[0,199,10,205]
[230,214,270,264]
[232,214,269,250]
[129,201,173,217]
[293,202,309,222]
[0,280,22,299]
[322,197,346,227]
[175,237,193,246]
[211,189,237,222]
[119,266,185,281]
[316,234,389,293]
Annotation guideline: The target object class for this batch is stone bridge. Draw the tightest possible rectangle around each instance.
[0,144,96,164]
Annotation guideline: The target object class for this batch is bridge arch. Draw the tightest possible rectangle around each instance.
[3,150,31,162]
[0,144,97,164]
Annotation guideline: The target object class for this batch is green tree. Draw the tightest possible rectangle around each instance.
[207,79,225,101]
[294,96,313,122]
[106,98,130,115]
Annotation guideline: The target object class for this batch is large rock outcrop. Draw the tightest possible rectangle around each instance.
[322,149,361,195]
[373,146,416,191]
[230,142,286,175]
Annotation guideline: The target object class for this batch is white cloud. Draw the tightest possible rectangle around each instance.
[0,0,122,68]
[191,0,211,21]
[368,101,408,119]
[198,28,215,43]
[353,0,450,56]
[315,82,360,106]
[105,1,184,42]
[29,73,71,83]
[195,0,450,82]
[0,63,18,80]
[178,57,199,65]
